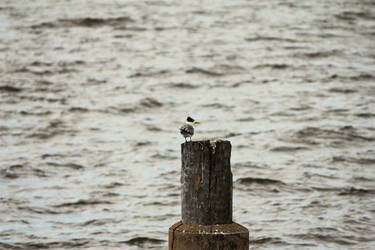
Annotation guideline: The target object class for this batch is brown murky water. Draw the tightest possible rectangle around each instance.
[1,0,375,249]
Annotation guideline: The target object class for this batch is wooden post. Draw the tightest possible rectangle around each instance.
[169,140,249,250]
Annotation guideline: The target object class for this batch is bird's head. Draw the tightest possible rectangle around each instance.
[186,116,201,125]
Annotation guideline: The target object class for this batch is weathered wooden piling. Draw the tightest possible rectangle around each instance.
[169,140,249,250]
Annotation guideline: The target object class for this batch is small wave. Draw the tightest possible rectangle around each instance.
[108,99,161,114]
[254,64,291,70]
[80,218,118,226]
[0,125,9,131]
[0,168,19,179]
[18,95,66,104]
[303,172,338,180]
[41,153,65,159]
[245,36,297,43]
[294,126,375,144]
[236,177,285,185]
[312,187,342,192]
[18,206,60,214]
[350,73,375,81]
[154,26,176,31]
[294,50,342,59]
[355,113,375,118]
[331,156,375,165]
[291,233,357,245]
[122,237,165,246]
[236,116,255,122]
[19,110,52,116]
[223,132,242,138]
[252,237,291,246]
[37,80,54,85]
[108,97,164,114]
[29,61,53,67]
[145,124,162,132]
[270,146,309,152]
[327,73,375,82]
[270,111,295,117]
[151,153,178,160]
[46,162,84,170]
[139,97,163,108]
[103,182,124,189]
[57,60,86,67]
[68,107,89,113]
[328,88,357,94]
[233,161,268,169]
[135,141,153,147]
[129,70,169,78]
[325,108,349,114]
[8,239,89,249]
[82,78,108,86]
[8,164,22,170]
[121,26,147,32]
[0,242,17,249]
[53,199,112,208]
[165,82,199,89]
[144,201,178,206]
[0,85,23,92]
[289,105,313,111]
[29,16,133,29]
[185,67,224,76]
[200,103,233,110]
[312,186,375,196]
[0,165,47,179]
[27,120,76,139]
[338,187,375,196]
[352,176,374,182]
[0,6,14,11]
[335,11,374,21]
[215,64,245,73]
[309,200,333,208]
[103,192,120,197]
[231,80,254,88]
[283,45,310,50]
[113,105,137,114]
[14,66,76,75]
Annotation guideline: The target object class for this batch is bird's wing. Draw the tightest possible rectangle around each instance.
[179,124,193,134]
[179,125,187,132]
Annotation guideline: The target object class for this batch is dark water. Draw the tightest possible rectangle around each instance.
[1,0,375,249]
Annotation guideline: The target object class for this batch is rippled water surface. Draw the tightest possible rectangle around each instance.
[1,0,375,249]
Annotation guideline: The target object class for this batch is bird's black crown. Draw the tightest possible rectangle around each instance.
[187,116,195,122]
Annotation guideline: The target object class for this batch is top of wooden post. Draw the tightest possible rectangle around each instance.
[181,140,232,225]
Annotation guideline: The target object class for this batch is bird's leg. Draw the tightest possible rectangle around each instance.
[185,137,187,143]
[189,136,192,142]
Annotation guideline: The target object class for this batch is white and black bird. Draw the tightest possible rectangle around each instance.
[179,116,201,142]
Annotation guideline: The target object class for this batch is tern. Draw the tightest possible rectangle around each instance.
[179,116,200,142]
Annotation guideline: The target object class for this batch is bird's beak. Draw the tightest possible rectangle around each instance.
[194,121,201,125]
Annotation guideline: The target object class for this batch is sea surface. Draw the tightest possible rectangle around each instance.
[1,0,375,249]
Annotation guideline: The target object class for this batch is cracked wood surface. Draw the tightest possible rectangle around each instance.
[181,140,232,225]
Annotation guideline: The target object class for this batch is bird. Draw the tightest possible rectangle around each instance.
[180,116,200,142]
